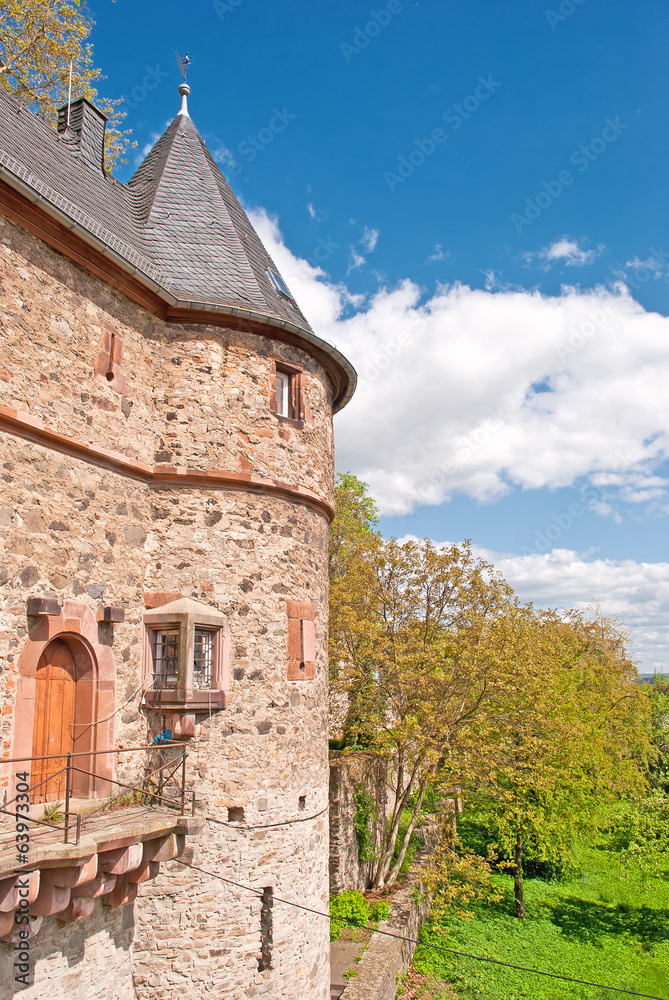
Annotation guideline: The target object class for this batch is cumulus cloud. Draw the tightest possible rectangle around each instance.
[524,237,603,270]
[480,546,669,673]
[396,537,669,672]
[250,208,669,520]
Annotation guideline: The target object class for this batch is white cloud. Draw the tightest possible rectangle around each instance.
[250,208,669,520]
[212,143,237,170]
[624,255,667,278]
[525,237,603,270]
[360,227,380,253]
[397,537,669,672]
[307,202,326,222]
[429,244,451,262]
[347,247,366,273]
[479,546,669,673]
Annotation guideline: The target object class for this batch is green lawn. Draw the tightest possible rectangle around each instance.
[411,845,669,1000]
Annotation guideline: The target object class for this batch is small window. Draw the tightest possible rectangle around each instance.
[193,628,214,689]
[275,371,290,418]
[143,598,230,726]
[268,268,293,300]
[270,362,305,423]
[153,630,179,689]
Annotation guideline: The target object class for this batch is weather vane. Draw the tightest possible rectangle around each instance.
[176,51,192,82]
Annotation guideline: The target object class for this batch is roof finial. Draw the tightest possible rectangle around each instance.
[176,51,192,116]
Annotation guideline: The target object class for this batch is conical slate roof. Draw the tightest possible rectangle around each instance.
[0,85,356,409]
[127,110,310,328]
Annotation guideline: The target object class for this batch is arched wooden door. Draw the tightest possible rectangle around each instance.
[31,640,76,803]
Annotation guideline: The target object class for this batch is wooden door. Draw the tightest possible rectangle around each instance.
[31,641,76,803]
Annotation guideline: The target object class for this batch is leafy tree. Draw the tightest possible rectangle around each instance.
[0,0,132,170]
[329,473,381,745]
[469,607,649,917]
[612,678,669,878]
[330,529,515,889]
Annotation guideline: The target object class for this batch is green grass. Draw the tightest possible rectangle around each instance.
[412,844,669,999]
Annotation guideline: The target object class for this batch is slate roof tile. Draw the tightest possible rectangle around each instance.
[0,88,312,332]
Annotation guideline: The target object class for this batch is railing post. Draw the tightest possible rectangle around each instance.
[64,753,72,844]
[180,751,187,815]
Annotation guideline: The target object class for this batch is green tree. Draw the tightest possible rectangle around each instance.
[329,473,381,746]
[470,607,649,917]
[330,529,515,889]
[0,0,132,170]
[613,678,669,878]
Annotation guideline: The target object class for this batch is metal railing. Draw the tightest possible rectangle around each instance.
[0,742,193,846]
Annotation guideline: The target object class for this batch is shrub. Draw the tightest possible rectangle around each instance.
[370,899,390,923]
[330,889,370,941]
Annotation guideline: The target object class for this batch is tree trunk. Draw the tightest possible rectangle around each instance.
[385,773,429,887]
[372,755,419,889]
[513,829,525,918]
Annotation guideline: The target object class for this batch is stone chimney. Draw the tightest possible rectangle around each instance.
[57,97,107,171]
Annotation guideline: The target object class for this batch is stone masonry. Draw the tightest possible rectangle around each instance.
[0,76,354,999]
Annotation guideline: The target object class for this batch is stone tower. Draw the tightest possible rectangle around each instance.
[0,80,354,1000]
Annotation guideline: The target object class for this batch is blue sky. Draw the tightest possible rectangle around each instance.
[90,0,669,669]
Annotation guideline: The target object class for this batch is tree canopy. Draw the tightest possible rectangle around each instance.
[0,0,131,170]
[329,475,651,906]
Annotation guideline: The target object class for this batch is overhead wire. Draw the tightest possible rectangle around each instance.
[174,860,668,1000]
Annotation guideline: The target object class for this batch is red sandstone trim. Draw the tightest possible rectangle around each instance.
[0,405,335,523]
[0,180,353,410]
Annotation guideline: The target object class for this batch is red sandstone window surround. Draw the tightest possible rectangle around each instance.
[269,360,305,424]
[142,599,230,722]
[286,599,315,680]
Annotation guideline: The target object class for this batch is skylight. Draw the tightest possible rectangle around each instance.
[268,268,293,300]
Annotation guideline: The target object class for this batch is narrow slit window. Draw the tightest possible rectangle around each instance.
[154,630,179,689]
[194,628,214,689]
[275,371,290,417]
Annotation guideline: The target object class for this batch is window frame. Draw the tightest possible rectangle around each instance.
[142,602,230,713]
[269,360,305,426]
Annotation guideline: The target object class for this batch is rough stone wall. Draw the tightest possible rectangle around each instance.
[0,900,135,1000]
[0,213,336,999]
[0,214,335,499]
[329,753,393,895]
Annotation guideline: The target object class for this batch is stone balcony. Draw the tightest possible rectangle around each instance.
[0,805,204,941]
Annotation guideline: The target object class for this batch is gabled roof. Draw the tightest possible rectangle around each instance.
[0,86,356,410]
